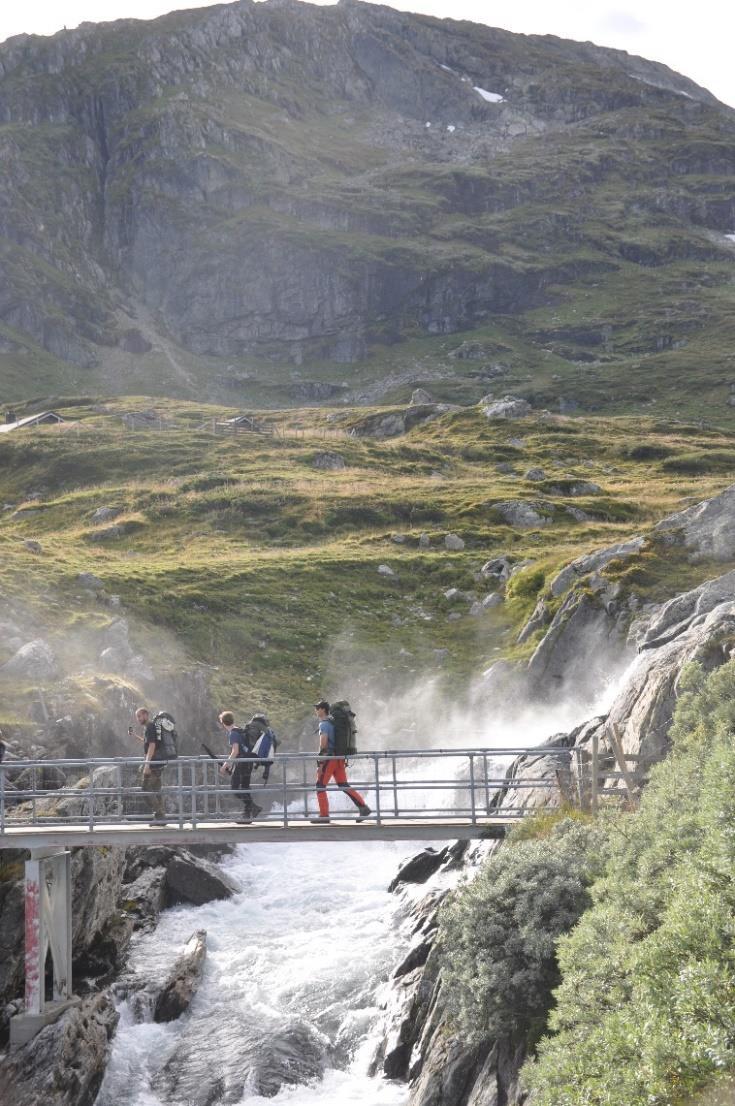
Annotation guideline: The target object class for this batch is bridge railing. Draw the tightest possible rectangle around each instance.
[0,745,587,833]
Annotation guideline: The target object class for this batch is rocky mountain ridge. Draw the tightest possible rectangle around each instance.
[2,0,735,416]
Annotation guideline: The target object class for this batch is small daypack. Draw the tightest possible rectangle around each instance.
[331,701,357,757]
[153,711,178,760]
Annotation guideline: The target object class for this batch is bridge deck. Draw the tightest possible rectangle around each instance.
[0,816,510,849]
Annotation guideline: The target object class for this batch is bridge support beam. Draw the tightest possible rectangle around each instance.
[10,848,75,1048]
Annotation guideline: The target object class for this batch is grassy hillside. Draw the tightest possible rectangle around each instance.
[2,397,735,737]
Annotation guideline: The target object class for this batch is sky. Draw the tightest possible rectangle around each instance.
[1,0,733,109]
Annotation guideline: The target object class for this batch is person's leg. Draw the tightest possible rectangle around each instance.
[333,760,367,809]
[316,759,336,817]
[143,769,164,818]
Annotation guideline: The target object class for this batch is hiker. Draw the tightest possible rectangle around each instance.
[313,699,371,823]
[134,706,170,825]
[246,713,278,784]
[218,711,262,823]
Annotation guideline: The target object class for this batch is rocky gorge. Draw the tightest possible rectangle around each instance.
[3,478,735,1104]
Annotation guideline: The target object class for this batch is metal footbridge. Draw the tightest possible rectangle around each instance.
[1,745,587,1047]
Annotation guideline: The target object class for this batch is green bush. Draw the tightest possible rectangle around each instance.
[437,820,604,1043]
[524,660,735,1106]
[506,566,546,601]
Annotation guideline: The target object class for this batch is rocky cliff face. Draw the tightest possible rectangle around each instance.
[375,480,735,1106]
[2,0,734,405]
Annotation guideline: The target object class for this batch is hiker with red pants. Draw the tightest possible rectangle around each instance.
[312,699,371,823]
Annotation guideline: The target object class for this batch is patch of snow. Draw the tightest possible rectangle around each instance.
[446,124,456,133]
[627,73,694,98]
[474,86,505,103]
[725,233,735,243]
[440,63,454,72]
[425,121,432,128]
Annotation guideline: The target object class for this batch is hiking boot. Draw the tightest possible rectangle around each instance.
[250,802,264,819]
[356,804,372,822]
[309,815,330,824]
[149,815,168,826]
[237,814,253,824]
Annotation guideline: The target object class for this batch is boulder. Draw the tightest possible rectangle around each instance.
[654,482,735,561]
[493,500,551,529]
[165,851,240,906]
[388,847,449,891]
[120,866,168,928]
[481,556,514,582]
[0,993,118,1106]
[547,480,602,497]
[1,639,58,680]
[444,533,465,551]
[525,467,545,481]
[480,395,532,420]
[548,537,645,598]
[76,573,105,591]
[154,1013,328,1102]
[378,564,397,577]
[153,930,207,1023]
[410,388,434,405]
[418,533,431,549]
[312,451,346,471]
[91,506,122,524]
[22,540,42,554]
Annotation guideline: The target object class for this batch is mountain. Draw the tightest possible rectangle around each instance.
[2,0,735,416]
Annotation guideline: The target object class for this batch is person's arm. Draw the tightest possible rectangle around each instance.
[142,723,157,775]
[318,721,329,756]
[219,732,239,774]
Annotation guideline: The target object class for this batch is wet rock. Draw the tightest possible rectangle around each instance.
[121,866,168,928]
[312,451,346,471]
[154,1013,328,1103]
[389,847,449,891]
[153,930,207,1023]
[0,993,118,1106]
[1,639,58,680]
[393,939,432,979]
[165,851,240,906]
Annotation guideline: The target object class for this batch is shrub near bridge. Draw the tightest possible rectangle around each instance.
[524,660,735,1106]
[437,819,605,1044]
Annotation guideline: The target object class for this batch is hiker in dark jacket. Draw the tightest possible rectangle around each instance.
[219,711,262,823]
[134,706,167,825]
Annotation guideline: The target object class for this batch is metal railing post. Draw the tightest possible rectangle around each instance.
[483,752,490,815]
[282,758,289,827]
[391,753,399,818]
[177,760,184,828]
[302,757,308,820]
[88,763,95,830]
[190,761,197,828]
[469,755,477,824]
[0,762,5,833]
[373,754,382,825]
[591,730,599,816]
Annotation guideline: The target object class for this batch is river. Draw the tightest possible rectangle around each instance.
[95,837,419,1106]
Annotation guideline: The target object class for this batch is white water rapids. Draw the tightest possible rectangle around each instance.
[95,839,420,1106]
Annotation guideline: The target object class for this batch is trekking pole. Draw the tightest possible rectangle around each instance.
[373,753,382,825]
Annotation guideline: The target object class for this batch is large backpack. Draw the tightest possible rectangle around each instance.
[153,711,178,760]
[251,717,279,783]
[331,701,357,757]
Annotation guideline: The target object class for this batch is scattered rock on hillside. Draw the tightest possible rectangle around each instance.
[1,639,58,680]
[493,501,551,529]
[481,556,514,582]
[410,388,434,405]
[418,533,431,548]
[23,540,42,554]
[655,483,735,561]
[77,572,105,591]
[312,451,346,471]
[378,564,397,577]
[91,506,122,524]
[153,930,207,1023]
[517,597,553,642]
[480,395,532,420]
[525,467,545,481]
[350,404,457,439]
[444,533,465,551]
[495,462,516,474]
[548,536,645,597]
[391,533,406,544]
[547,480,602,496]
